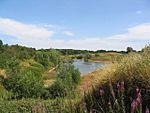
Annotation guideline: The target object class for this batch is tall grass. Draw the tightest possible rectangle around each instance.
[82,46,150,113]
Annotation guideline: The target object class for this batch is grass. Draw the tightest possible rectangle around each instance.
[90,52,124,63]
[81,50,150,112]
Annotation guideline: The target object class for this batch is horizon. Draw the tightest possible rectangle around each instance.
[0,0,150,50]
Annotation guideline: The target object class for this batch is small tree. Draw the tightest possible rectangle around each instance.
[127,47,134,53]
[0,40,3,53]
[84,53,92,62]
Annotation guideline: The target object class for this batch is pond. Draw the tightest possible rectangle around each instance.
[73,60,105,75]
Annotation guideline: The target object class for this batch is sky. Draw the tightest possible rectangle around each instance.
[0,0,150,50]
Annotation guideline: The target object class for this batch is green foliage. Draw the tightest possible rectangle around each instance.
[0,43,36,69]
[76,55,83,59]
[48,63,81,98]
[0,84,12,100]
[83,52,92,62]
[35,49,61,68]
[6,57,20,75]
[3,67,44,98]
[126,47,136,53]
[0,98,81,113]
[57,63,81,86]
[0,40,3,46]
[48,79,67,98]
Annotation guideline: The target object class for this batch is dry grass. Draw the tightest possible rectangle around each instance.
[0,69,6,78]
[90,52,124,62]
[78,63,117,95]
[20,59,36,68]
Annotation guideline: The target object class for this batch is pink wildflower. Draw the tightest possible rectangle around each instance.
[131,100,138,113]
[145,107,150,113]
[99,89,105,96]
[117,81,125,92]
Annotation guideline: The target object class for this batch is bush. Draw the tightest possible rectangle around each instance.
[76,55,83,59]
[48,63,81,98]
[48,79,67,98]
[57,63,81,86]
[34,50,61,68]
[3,67,44,99]
[0,84,12,100]
[6,57,20,75]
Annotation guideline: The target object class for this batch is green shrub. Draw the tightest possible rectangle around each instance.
[48,63,81,98]
[3,67,44,99]
[34,50,61,68]
[6,57,20,75]
[48,79,67,98]
[76,55,83,59]
[0,84,12,100]
[57,63,81,86]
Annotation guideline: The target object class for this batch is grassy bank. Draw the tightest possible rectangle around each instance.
[82,48,150,112]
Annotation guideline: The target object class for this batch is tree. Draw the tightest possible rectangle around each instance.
[0,40,3,53]
[83,52,92,62]
[127,47,134,53]
[0,40,3,46]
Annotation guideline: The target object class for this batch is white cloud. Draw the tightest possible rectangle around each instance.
[63,31,74,36]
[0,18,54,40]
[0,18,149,50]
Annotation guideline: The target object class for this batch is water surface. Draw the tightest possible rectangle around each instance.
[73,60,105,75]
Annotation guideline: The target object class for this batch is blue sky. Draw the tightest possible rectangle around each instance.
[0,0,150,50]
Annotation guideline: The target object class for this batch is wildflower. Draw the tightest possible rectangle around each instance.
[136,90,141,98]
[108,101,111,106]
[131,100,138,113]
[120,81,125,92]
[145,107,150,113]
[131,88,142,113]
[136,87,140,93]
[99,89,105,96]
[117,81,125,92]
[117,82,120,89]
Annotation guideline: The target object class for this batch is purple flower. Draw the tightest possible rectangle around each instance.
[131,100,138,113]
[117,82,120,89]
[136,87,140,93]
[99,89,105,96]
[120,81,125,91]
[145,107,150,113]
[137,90,141,98]
[131,88,142,113]
[90,110,93,113]
[117,81,125,92]
[108,101,111,106]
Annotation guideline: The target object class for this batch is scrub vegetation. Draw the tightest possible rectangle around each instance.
[0,39,149,113]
